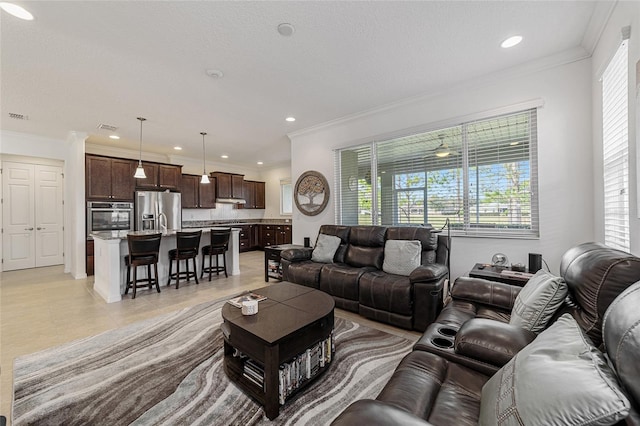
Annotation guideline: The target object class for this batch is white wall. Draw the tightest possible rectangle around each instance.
[590,1,640,255]
[289,57,594,279]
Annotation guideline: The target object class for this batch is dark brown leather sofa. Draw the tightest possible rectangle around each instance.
[332,280,640,426]
[414,242,640,375]
[280,225,449,332]
[331,242,640,425]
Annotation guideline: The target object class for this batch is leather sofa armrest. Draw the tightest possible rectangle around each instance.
[331,400,433,426]
[409,264,448,284]
[451,276,521,310]
[280,247,313,262]
[454,318,537,367]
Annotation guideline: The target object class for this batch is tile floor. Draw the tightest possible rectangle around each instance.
[0,251,419,423]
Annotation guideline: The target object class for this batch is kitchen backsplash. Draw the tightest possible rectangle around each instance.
[182,203,267,222]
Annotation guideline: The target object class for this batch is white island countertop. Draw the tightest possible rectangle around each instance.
[91,228,240,303]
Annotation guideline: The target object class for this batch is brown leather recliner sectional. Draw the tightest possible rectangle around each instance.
[280,225,449,332]
[332,242,640,425]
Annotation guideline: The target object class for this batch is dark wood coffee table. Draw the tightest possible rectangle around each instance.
[221,282,335,420]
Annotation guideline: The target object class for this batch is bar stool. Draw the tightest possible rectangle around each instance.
[167,230,202,289]
[124,233,162,299]
[201,228,231,281]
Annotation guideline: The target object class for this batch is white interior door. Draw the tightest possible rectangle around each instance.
[34,165,64,267]
[2,162,36,271]
[2,161,64,271]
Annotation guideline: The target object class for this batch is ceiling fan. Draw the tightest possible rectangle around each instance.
[426,134,459,158]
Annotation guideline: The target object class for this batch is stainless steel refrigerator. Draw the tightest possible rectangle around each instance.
[135,191,182,231]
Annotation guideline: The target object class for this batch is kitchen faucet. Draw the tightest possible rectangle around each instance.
[158,212,167,233]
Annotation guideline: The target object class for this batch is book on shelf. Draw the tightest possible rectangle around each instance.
[227,292,267,308]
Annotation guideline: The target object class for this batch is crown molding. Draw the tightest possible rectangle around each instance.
[581,1,616,55]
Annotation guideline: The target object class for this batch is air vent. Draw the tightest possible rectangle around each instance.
[97,123,118,132]
[8,112,29,120]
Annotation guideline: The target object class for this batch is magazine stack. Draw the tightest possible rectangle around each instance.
[278,332,335,405]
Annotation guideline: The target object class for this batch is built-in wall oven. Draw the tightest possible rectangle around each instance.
[87,201,135,236]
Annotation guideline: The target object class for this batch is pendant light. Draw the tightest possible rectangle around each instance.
[200,132,210,184]
[133,117,147,179]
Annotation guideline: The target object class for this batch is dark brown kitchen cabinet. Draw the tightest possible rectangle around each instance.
[238,224,255,252]
[199,176,217,208]
[180,174,217,209]
[135,163,159,189]
[159,165,181,189]
[179,174,199,208]
[86,240,94,276]
[212,172,244,199]
[254,181,266,209]
[240,180,266,209]
[135,163,181,190]
[259,224,291,248]
[86,155,135,201]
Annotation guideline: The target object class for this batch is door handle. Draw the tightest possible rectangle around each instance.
[25,227,34,231]
[37,227,45,230]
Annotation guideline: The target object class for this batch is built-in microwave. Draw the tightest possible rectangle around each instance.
[87,202,134,236]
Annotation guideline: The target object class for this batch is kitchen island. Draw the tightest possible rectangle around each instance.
[92,228,240,303]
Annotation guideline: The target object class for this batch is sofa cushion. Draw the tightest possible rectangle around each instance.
[319,263,370,304]
[509,270,568,333]
[377,350,487,425]
[311,233,341,263]
[479,314,630,426]
[359,270,412,315]
[317,224,351,263]
[284,261,323,288]
[345,226,386,269]
[383,240,422,276]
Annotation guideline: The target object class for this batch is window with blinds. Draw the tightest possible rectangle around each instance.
[335,108,539,237]
[602,38,629,252]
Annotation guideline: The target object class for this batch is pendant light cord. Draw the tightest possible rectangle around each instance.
[201,132,207,174]
[137,117,146,165]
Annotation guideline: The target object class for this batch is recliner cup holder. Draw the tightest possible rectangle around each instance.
[437,327,458,337]
[431,337,454,349]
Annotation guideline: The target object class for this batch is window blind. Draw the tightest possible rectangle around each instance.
[335,107,539,238]
[602,38,629,252]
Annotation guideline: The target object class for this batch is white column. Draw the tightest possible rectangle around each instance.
[93,237,123,303]
[228,228,241,275]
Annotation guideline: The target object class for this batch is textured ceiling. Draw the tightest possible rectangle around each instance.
[0,1,607,168]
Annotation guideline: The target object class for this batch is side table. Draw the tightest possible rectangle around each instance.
[264,244,305,282]
[468,263,532,287]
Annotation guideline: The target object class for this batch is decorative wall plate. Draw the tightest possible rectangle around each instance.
[294,170,330,216]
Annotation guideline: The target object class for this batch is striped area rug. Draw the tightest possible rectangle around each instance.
[12,296,414,425]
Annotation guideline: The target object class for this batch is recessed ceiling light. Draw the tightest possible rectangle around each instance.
[277,23,295,37]
[501,35,523,48]
[221,155,229,159]
[285,117,296,122]
[173,146,182,150]
[206,69,224,79]
[257,161,263,165]
[0,2,34,20]
[109,135,120,140]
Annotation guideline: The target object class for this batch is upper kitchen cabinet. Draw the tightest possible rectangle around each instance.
[199,176,217,208]
[159,165,181,190]
[179,174,217,209]
[179,174,199,208]
[241,180,266,209]
[86,155,135,201]
[134,163,159,189]
[211,172,244,200]
[135,163,182,190]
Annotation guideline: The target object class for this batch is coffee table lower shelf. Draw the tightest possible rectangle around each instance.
[223,333,334,420]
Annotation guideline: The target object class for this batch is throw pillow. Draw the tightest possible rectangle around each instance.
[509,269,568,333]
[382,240,422,276]
[479,314,630,426]
[311,234,341,263]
